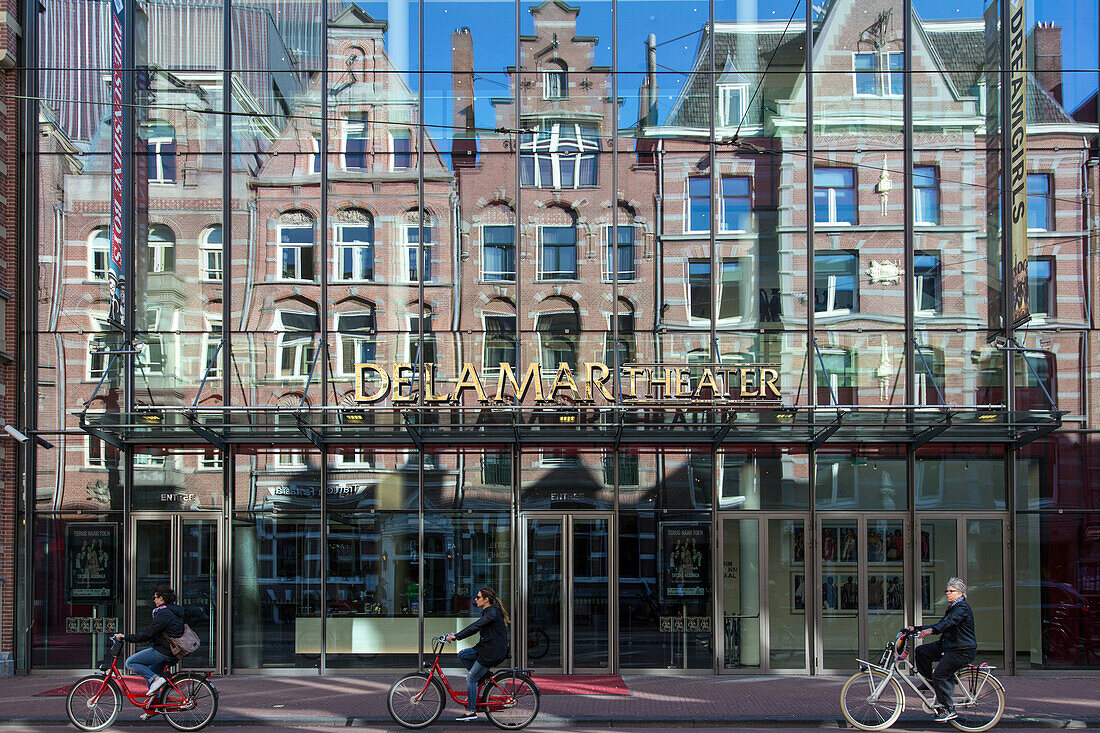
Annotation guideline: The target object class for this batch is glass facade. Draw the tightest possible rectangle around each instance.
[17,0,1100,675]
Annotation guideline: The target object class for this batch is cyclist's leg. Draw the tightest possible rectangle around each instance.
[931,649,973,712]
[464,659,490,714]
[912,638,942,683]
[125,647,166,684]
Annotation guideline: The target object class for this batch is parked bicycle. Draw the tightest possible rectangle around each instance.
[840,628,1005,732]
[388,635,540,730]
[66,636,218,731]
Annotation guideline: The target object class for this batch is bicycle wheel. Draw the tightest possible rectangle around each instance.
[162,673,219,731]
[481,671,540,730]
[950,669,1005,733]
[387,672,445,729]
[527,628,550,660]
[65,675,122,732]
[840,668,904,732]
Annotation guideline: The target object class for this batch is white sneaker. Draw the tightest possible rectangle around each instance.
[146,676,167,696]
[455,712,478,722]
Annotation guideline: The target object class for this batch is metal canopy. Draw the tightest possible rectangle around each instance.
[77,404,1065,451]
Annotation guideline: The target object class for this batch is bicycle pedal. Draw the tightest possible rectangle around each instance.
[139,712,159,721]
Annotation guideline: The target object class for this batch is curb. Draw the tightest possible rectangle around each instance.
[5,716,1100,728]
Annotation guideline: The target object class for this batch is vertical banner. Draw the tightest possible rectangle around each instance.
[1007,0,1029,327]
[67,524,119,603]
[133,5,149,321]
[660,523,710,601]
[108,0,126,328]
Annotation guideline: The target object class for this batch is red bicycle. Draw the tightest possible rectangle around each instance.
[65,636,218,731]
[387,635,540,729]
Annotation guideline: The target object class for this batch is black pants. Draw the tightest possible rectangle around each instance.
[913,639,976,710]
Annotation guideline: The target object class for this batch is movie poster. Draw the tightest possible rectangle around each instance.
[67,524,119,602]
[660,523,709,600]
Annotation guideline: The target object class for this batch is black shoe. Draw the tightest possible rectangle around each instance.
[455,712,479,722]
[933,708,958,722]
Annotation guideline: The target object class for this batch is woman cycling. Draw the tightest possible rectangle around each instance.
[445,587,510,722]
[111,583,184,697]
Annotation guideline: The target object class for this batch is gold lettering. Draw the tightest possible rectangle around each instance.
[452,362,488,401]
[674,367,692,397]
[493,362,544,402]
[739,367,760,397]
[392,364,414,402]
[584,362,614,401]
[355,363,389,402]
[761,368,780,399]
[695,368,720,397]
[424,364,450,402]
[548,363,580,399]
[622,366,648,399]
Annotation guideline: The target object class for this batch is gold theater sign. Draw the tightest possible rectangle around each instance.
[354,362,782,405]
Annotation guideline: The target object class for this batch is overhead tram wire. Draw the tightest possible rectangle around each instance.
[733,0,802,141]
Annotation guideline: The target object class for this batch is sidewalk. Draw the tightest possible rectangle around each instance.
[1,672,1097,727]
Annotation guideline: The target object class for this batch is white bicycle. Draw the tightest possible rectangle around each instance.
[840,628,1005,732]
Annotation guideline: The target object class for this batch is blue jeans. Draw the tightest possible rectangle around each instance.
[125,647,173,684]
[457,647,490,713]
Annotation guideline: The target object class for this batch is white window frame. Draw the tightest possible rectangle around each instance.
[717,84,747,127]
[274,310,318,380]
[603,226,636,281]
[201,316,222,379]
[86,433,107,468]
[913,251,941,317]
[334,222,374,282]
[333,446,373,468]
[200,449,223,471]
[87,321,114,381]
[335,311,377,377]
[201,226,223,281]
[309,135,322,174]
[539,448,578,467]
[147,130,176,183]
[404,313,436,365]
[343,113,368,170]
[814,169,856,226]
[390,129,413,171]
[482,313,516,375]
[852,51,904,97]
[817,348,854,406]
[535,311,579,374]
[720,177,752,233]
[538,225,578,280]
[148,225,175,274]
[140,305,179,376]
[405,224,433,283]
[278,222,314,282]
[89,228,110,281]
[133,452,168,469]
[520,121,599,189]
[913,166,940,226]
[481,225,516,281]
[543,65,567,99]
[685,257,749,327]
[685,176,711,233]
[1027,173,1052,232]
[274,450,307,469]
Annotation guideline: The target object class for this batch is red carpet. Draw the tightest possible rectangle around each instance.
[528,674,630,695]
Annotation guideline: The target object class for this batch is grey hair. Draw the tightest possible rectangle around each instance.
[947,577,967,596]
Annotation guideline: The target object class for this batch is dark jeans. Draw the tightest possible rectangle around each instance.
[913,639,976,711]
[457,648,491,713]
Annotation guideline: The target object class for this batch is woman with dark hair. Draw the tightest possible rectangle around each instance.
[445,587,510,723]
[111,583,184,696]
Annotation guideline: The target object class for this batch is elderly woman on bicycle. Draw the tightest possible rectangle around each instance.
[907,577,976,723]
[445,587,510,723]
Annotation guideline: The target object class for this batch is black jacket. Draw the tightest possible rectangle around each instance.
[125,603,184,657]
[921,597,976,650]
[455,605,509,667]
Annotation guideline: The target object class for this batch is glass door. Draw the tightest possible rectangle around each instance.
[917,515,1006,668]
[766,516,810,672]
[132,514,220,669]
[817,514,908,671]
[521,513,613,672]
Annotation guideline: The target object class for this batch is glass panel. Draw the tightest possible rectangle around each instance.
[1015,512,1100,669]
[915,451,1005,510]
[722,518,760,670]
[180,519,217,669]
[572,517,610,669]
[134,520,173,631]
[819,519,858,669]
[719,446,809,511]
[619,513,713,670]
[618,449,713,510]
[918,518,958,630]
[520,450,612,510]
[816,449,907,510]
[967,519,1004,668]
[32,515,124,669]
[133,449,224,510]
[525,518,563,670]
[323,512,421,669]
[866,518,906,653]
[232,511,322,669]
[768,518,806,670]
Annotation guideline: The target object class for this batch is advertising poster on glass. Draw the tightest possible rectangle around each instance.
[660,523,709,601]
[67,524,119,603]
